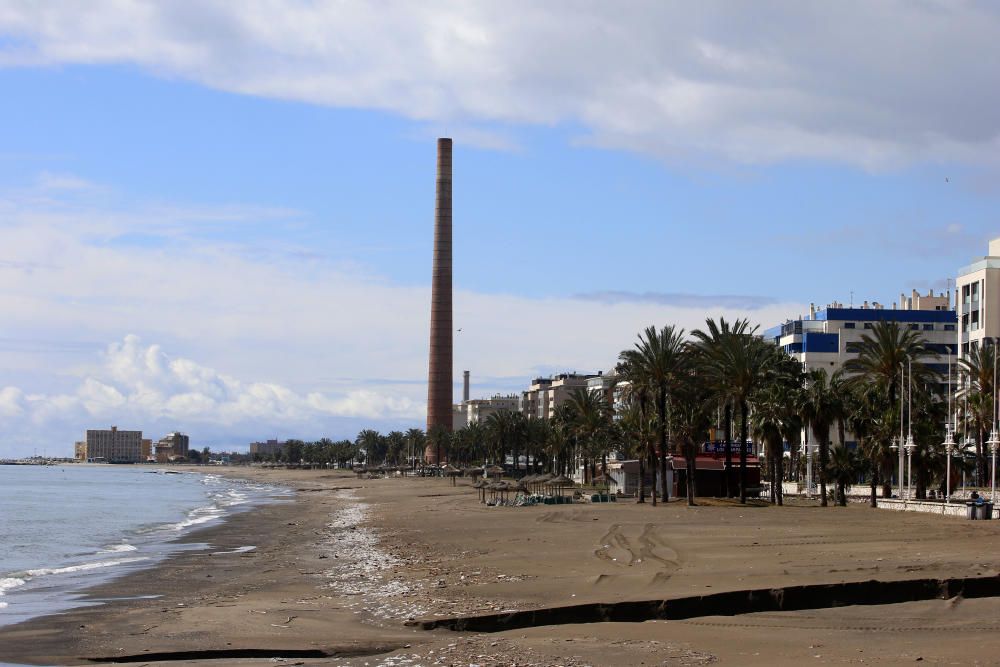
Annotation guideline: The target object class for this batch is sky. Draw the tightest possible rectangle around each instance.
[0,1,999,456]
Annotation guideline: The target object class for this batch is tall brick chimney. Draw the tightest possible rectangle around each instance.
[425,138,453,463]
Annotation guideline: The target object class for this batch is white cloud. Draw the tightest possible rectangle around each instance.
[0,175,807,455]
[1,2,999,168]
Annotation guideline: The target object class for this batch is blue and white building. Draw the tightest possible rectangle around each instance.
[764,291,958,451]
[764,293,957,381]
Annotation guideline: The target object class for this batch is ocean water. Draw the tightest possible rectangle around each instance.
[0,465,288,627]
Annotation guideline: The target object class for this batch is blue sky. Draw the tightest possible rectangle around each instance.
[0,2,998,455]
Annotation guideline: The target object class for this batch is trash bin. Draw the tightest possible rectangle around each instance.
[967,502,978,520]
[978,502,995,520]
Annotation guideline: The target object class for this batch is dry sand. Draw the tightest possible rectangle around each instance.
[2,467,1000,666]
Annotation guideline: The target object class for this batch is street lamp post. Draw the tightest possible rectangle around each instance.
[898,362,906,498]
[905,358,916,501]
[944,354,954,502]
[891,437,900,498]
[993,341,1000,501]
[802,441,813,496]
[988,432,999,502]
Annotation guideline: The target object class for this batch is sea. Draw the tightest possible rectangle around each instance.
[0,464,290,628]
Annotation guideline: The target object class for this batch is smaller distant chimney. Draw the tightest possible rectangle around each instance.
[463,370,470,404]
[809,303,816,319]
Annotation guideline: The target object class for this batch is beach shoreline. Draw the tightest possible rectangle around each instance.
[3,467,1000,666]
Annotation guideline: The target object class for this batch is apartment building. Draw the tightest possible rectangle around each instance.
[85,426,143,463]
[957,238,1000,361]
[249,439,285,458]
[465,394,521,425]
[520,372,598,420]
[764,291,958,447]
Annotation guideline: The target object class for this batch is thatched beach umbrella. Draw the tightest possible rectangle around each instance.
[441,463,461,486]
[485,464,505,480]
[472,479,487,503]
[532,472,553,494]
[464,466,483,478]
[548,474,576,501]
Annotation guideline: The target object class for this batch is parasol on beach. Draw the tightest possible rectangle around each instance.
[548,474,576,499]
[485,465,505,479]
[531,473,552,494]
[441,463,461,485]
[472,479,487,503]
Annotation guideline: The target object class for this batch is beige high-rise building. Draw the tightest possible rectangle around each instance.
[520,373,597,420]
[85,426,143,463]
[465,394,521,425]
[74,441,87,462]
[957,238,1000,362]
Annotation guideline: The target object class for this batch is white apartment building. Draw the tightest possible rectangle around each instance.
[957,238,1000,362]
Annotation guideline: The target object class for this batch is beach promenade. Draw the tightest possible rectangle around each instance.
[3,467,1000,666]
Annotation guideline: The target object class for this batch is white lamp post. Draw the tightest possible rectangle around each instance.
[898,362,906,499]
[905,358,915,501]
[989,429,999,502]
[890,437,900,498]
[801,440,813,496]
[943,429,955,502]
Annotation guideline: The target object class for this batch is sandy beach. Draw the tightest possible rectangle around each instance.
[3,466,1000,666]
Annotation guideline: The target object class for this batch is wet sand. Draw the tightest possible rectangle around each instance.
[2,467,1000,666]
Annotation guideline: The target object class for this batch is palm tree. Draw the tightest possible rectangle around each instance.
[845,381,891,507]
[426,424,450,465]
[619,325,688,503]
[693,318,772,504]
[385,431,406,465]
[799,369,846,506]
[958,343,996,486]
[566,387,611,483]
[405,428,425,468]
[842,320,938,494]
[827,445,861,506]
[618,397,656,503]
[670,355,714,506]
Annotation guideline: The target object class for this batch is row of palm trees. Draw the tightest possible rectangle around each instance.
[291,318,999,508]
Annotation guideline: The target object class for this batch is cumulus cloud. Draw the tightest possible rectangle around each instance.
[1,2,999,168]
[0,175,808,455]
[0,334,425,444]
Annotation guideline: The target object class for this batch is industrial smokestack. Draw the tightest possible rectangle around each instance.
[463,370,470,404]
[425,138,453,463]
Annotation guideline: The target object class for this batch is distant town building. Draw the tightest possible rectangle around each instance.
[520,372,598,420]
[74,441,87,462]
[249,439,286,458]
[956,238,1000,362]
[141,438,153,462]
[85,426,143,463]
[587,371,617,407]
[465,394,521,425]
[155,432,190,462]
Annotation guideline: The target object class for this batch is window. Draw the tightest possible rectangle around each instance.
[909,324,919,331]
[843,322,856,329]
[863,322,873,330]
[945,324,956,331]
[923,323,934,331]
